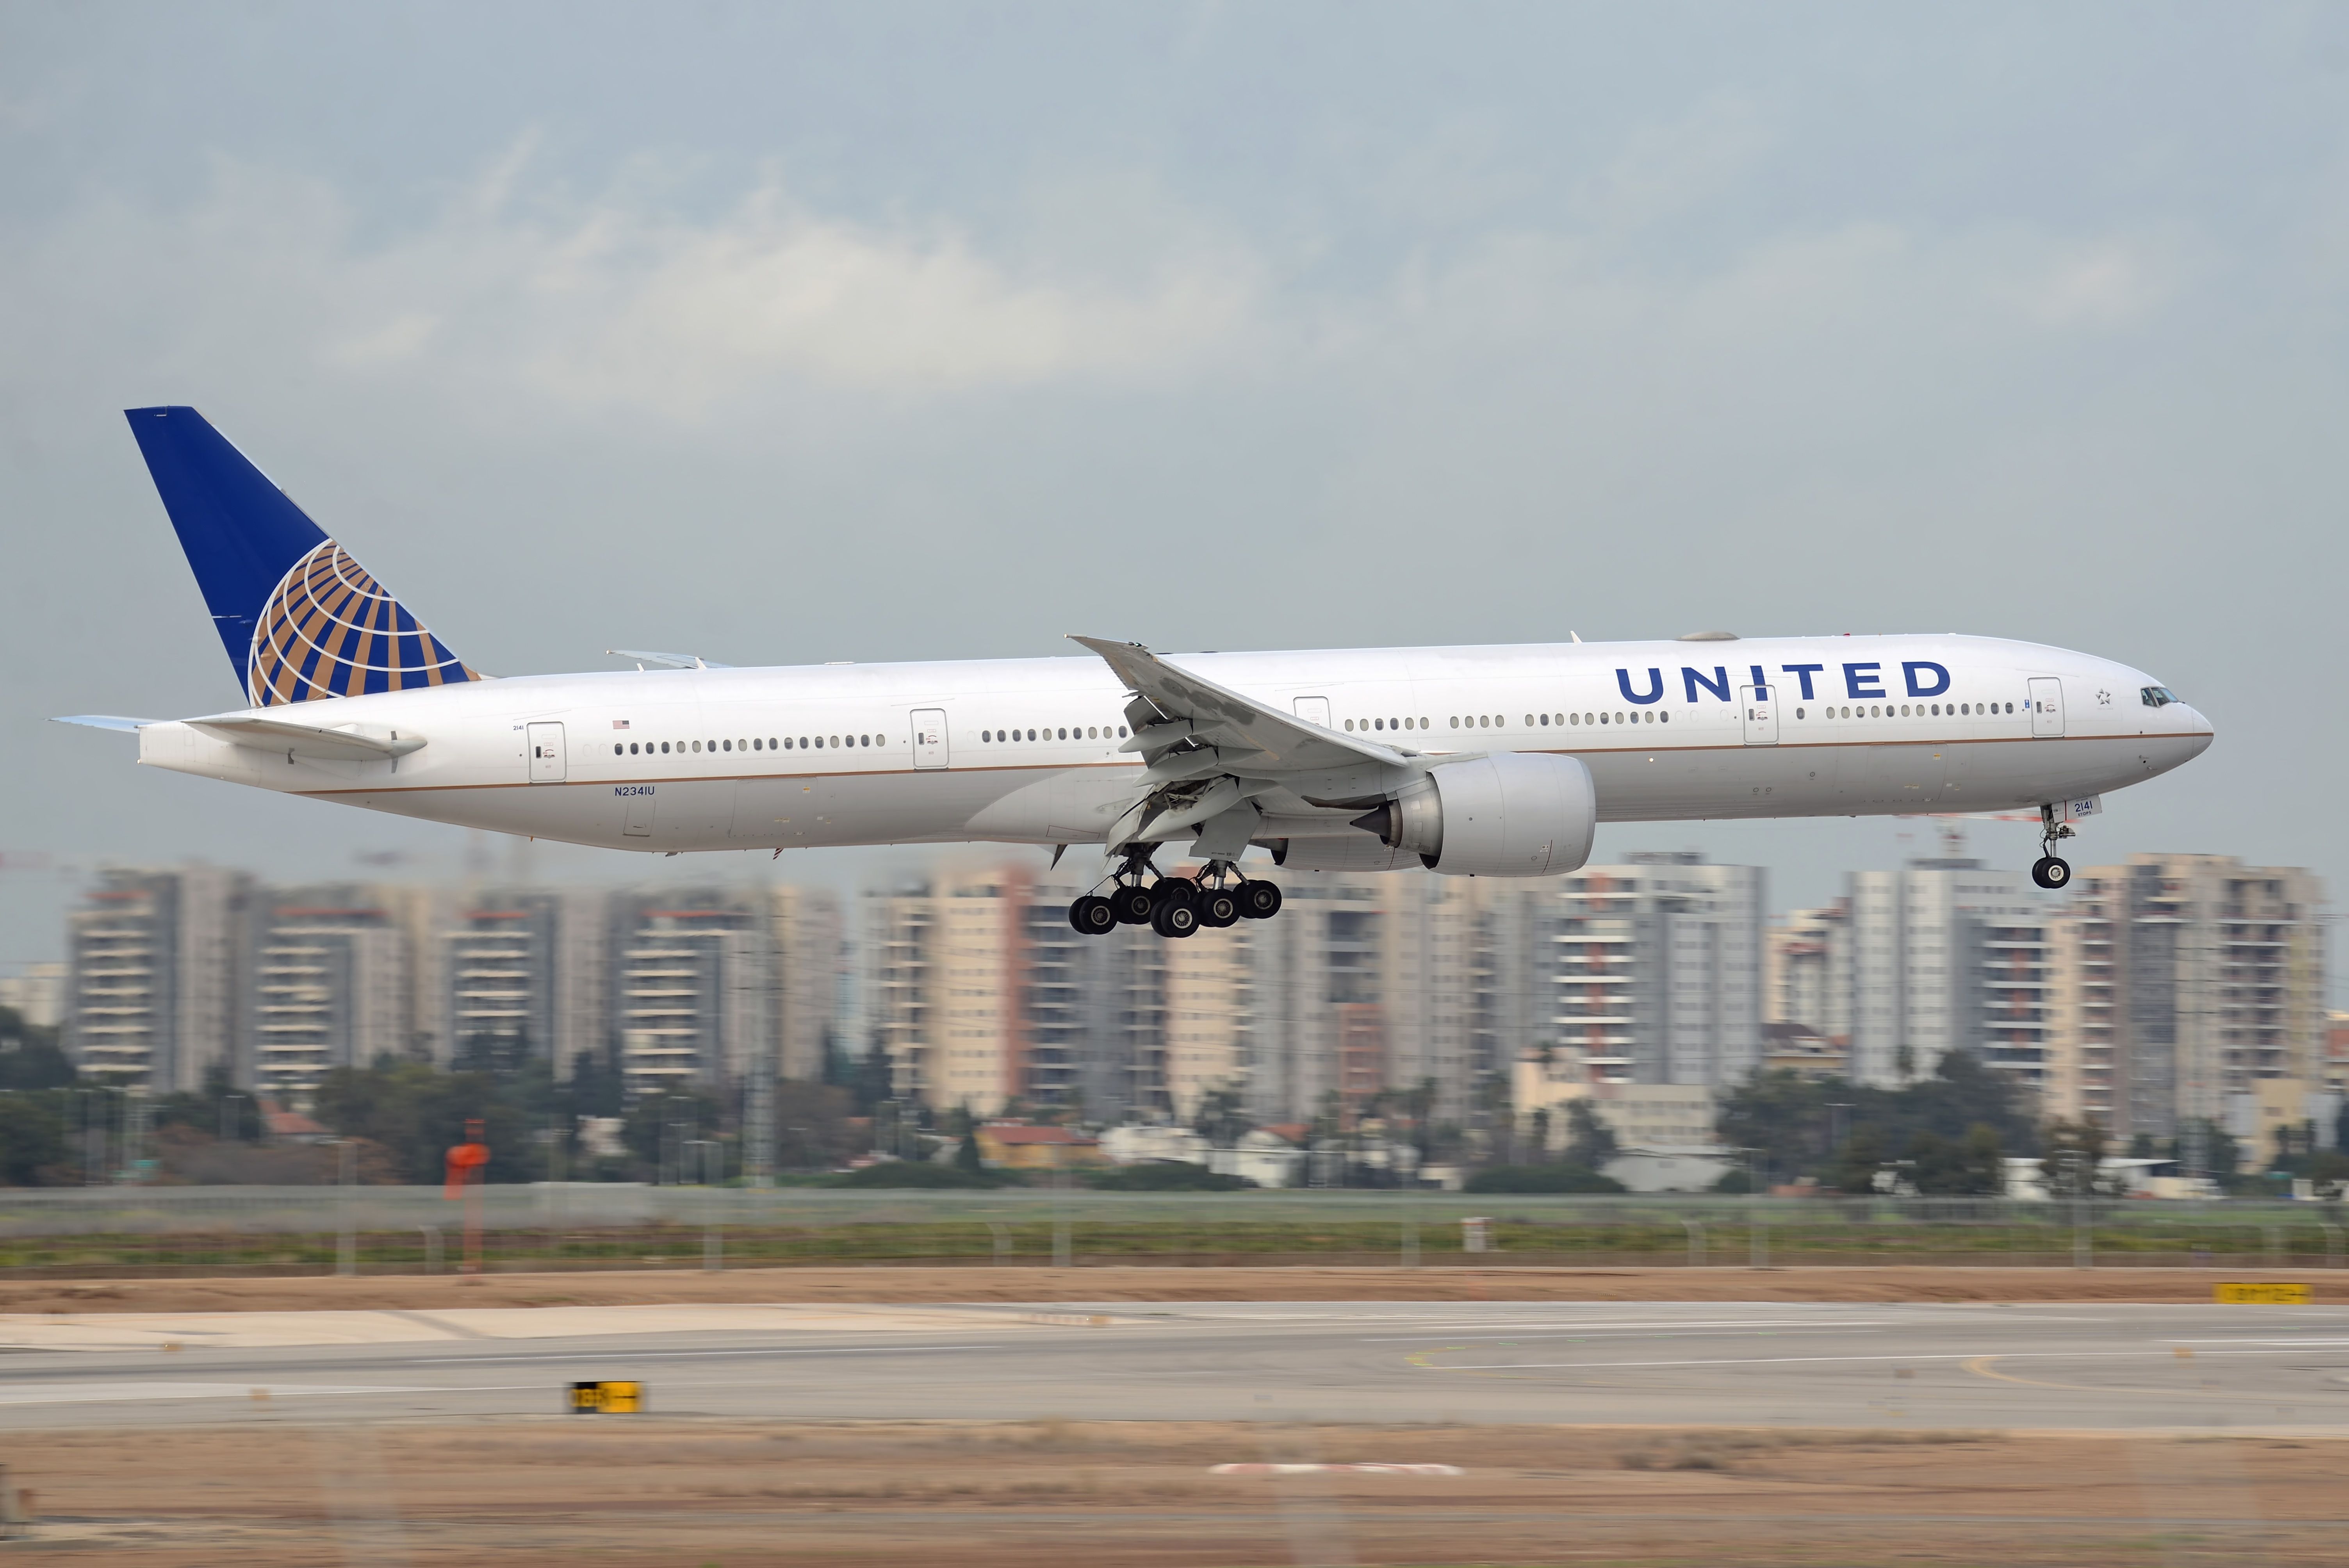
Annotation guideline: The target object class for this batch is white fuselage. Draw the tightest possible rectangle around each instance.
[134,634,2213,858]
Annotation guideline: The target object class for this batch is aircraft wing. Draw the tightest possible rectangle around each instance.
[186,714,428,762]
[1068,635,1407,774]
[607,648,734,670]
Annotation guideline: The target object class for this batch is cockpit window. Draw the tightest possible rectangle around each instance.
[2140,686,2179,707]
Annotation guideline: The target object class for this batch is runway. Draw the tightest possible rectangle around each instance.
[7,1299,2349,1433]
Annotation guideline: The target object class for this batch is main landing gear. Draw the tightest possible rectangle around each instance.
[1066,852,1283,939]
[2031,803,2075,891]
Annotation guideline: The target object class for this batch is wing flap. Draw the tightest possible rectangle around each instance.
[1069,636,1404,774]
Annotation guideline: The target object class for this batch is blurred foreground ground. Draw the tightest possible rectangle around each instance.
[0,1263,2331,1313]
[8,1418,2342,1565]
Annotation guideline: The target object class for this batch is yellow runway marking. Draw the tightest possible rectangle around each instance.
[1964,1354,2233,1400]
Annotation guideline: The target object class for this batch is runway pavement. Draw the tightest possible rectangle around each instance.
[5,1299,2349,1433]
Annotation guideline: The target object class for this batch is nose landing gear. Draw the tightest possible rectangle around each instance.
[2031,803,2075,890]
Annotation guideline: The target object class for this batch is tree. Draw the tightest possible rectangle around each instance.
[954,1129,984,1174]
[0,1092,69,1185]
[1193,1085,1251,1146]
[1563,1099,1619,1170]
[1832,1126,1889,1194]
[0,1005,73,1091]
[1526,1107,1552,1160]
[2040,1119,2115,1198]
[1904,1124,2004,1195]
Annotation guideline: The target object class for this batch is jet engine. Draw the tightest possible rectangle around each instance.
[1348,753,1596,877]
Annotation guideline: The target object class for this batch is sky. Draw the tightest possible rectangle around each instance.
[2,2,2346,979]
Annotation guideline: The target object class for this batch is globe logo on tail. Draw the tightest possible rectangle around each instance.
[249,541,478,706]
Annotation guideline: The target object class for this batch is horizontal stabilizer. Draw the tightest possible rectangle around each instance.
[52,715,157,732]
[188,713,426,762]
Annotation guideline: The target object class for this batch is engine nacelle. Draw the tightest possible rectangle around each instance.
[1349,753,1596,877]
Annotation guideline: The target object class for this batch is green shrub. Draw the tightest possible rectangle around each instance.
[1083,1162,1253,1191]
[1463,1162,1625,1194]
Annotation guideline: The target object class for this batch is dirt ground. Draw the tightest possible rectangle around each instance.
[0,1263,2331,1315]
[6,1418,2342,1565]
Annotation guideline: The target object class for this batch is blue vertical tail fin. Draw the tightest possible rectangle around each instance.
[125,406,478,707]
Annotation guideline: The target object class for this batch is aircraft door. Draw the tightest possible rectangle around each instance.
[527,722,566,782]
[2028,678,2065,738]
[911,708,948,769]
[1739,685,1778,745]
[1294,696,1331,728]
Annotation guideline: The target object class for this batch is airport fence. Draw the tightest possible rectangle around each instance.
[0,1186,2344,1278]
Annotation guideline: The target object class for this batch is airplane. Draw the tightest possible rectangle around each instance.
[60,406,2214,939]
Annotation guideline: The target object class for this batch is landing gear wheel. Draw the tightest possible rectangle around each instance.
[1109,884,1155,925]
[1150,898,1201,939]
[1152,877,1198,909]
[2031,855,2072,890]
[1069,894,1117,935]
[1235,880,1283,920]
[1198,888,1240,927]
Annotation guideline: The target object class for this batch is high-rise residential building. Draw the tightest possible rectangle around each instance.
[2046,855,2325,1144]
[65,866,251,1092]
[868,865,1174,1120]
[865,861,1529,1126]
[0,962,68,1030]
[443,888,608,1071]
[1763,902,1850,1047]
[1846,857,2053,1092]
[246,884,412,1098]
[609,889,765,1098]
[1546,854,1764,1088]
[763,884,843,1085]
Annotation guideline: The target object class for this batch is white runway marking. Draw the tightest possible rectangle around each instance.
[407,1342,1005,1365]
[1359,1317,1895,1340]
[0,1381,418,1406]
[1427,1346,2330,1372]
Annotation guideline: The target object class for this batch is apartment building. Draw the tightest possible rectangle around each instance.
[1546,855,1764,1088]
[1847,858,2054,1092]
[64,866,251,1091]
[1763,902,1850,1047]
[247,884,412,1098]
[609,889,765,1098]
[2048,855,2325,1144]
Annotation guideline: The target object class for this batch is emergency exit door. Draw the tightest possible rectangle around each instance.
[1739,685,1778,745]
[527,722,566,782]
[1294,696,1331,728]
[2028,678,2064,738]
[911,708,948,768]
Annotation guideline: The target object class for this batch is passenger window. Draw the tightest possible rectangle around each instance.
[1057,729,1067,740]
[722,739,731,751]
[613,744,622,755]
[1794,707,1804,719]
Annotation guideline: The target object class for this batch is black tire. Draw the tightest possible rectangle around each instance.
[1198,889,1240,927]
[1152,877,1198,907]
[1235,880,1283,920]
[1068,894,1117,936]
[2032,855,2072,890]
[1109,884,1155,925]
[1150,898,1200,939]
